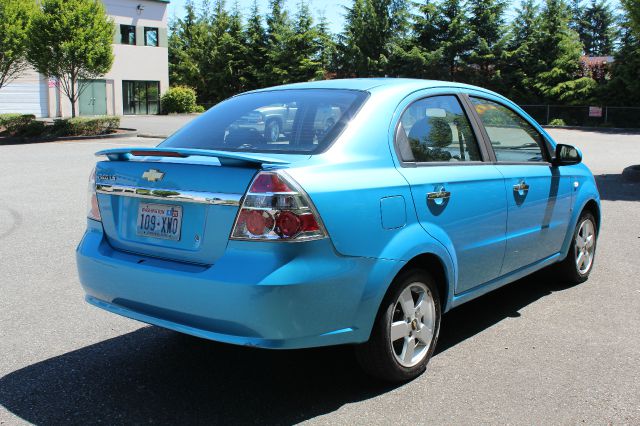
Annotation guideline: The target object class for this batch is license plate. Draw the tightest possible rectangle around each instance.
[136,203,182,241]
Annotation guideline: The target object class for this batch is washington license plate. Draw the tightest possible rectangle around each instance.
[136,203,182,241]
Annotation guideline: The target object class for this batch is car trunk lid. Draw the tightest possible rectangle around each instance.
[94,148,296,265]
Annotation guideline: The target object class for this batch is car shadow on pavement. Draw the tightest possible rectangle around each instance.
[0,272,577,425]
[594,174,640,202]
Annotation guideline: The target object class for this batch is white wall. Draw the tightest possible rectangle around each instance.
[0,67,49,117]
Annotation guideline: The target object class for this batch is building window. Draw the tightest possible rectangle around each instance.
[123,81,160,115]
[144,27,159,47]
[120,25,136,45]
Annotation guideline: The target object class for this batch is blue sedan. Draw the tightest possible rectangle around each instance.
[77,79,600,382]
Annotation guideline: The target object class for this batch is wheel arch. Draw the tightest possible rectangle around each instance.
[582,198,601,232]
[264,115,283,128]
[560,196,601,260]
[400,253,450,312]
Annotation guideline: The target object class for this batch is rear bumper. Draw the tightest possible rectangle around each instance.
[76,219,400,349]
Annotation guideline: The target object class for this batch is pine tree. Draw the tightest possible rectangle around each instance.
[569,0,584,34]
[263,0,294,86]
[466,0,508,89]
[603,13,640,105]
[244,0,268,90]
[434,0,473,81]
[531,0,596,104]
[501,0,544,102]
[621,0,640,38]
[288,1,323,82]
[316,13,337,75]
[336,0,409,77]
[387,0,443,79]
[580,0,617,55]
[168,1,208,101]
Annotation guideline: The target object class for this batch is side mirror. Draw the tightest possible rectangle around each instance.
[553,144,582,166]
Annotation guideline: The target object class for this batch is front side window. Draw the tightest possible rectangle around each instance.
[120,25,136,45]
[145,27,159,46]
[470,97,547,163]
[160,89,368,154]
[397,95,482,163]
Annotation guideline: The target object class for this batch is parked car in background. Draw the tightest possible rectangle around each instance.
[77,78,600,382]
[232,103,341,143]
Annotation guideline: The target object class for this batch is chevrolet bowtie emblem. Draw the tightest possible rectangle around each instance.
[142,169,164,182]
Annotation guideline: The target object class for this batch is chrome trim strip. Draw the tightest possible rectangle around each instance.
[96,184,242,206]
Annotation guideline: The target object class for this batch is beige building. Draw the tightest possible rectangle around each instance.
[0,0,169,117]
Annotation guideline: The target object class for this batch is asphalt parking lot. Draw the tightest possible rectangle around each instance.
[1,128,639,424]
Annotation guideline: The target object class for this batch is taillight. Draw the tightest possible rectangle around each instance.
[87,167,101,221]
[231,171,327,241]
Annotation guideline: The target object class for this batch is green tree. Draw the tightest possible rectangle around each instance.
[201,0,247,101]
[603,13,640,105]
[316,13,337,76]
[569,0,585,34]
[263,0,294,86]
[501,0,544,102]
[621,0,640,37]
[288,1,323,82]
[337,0,409,77]
[387,0,442,78]
[169,1,206,97]
[244,0,268,90]
[531,0,596,104]
[432,0,473,81]
[0,0,37,89]
[27,0,114,117]
[466,0,508,89]
[579,0,617,55]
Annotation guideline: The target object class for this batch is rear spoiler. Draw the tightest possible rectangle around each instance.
[95,147,290,167]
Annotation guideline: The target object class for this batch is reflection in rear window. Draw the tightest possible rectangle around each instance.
[160,89,369,154]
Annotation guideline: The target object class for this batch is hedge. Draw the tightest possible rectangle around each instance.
[1,114,120,140]
[161,86,198,114]
[0,114,38,136]
[53,116,120,136]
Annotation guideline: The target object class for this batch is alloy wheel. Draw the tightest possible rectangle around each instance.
[575,218,596,275]
[390,282,436,367]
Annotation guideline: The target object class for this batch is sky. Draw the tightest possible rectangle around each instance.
[166,0,625,35]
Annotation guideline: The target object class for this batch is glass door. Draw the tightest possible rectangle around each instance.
[122,81,160,115]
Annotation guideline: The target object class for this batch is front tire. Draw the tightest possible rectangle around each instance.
[356,269,441,382]
[555,211,598,283]
[265,119,281,143]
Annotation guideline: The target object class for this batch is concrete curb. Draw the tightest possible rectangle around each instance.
[137,133,168,139]
[543,125,640,133]
[622,165,640,182]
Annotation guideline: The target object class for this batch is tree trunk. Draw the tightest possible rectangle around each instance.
[70,81,76,118]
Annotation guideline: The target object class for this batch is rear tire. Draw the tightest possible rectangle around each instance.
[554,211,597,284]
[355,269,441,382]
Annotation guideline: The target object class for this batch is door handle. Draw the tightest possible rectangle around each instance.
[427,189,451,200]
[513,181,530,192]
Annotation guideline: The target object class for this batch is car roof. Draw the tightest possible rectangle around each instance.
[246,78,498,96]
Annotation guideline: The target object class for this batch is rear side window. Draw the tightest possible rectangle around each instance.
[160,89,368,154]
[396,95,482,163]
[470,97,546,163]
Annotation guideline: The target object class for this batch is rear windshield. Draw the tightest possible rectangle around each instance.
[160,89,369,154]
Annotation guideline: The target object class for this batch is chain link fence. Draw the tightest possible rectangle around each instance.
[520,105,640,129]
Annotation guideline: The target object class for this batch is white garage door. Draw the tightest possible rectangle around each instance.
[0,76,49,118]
